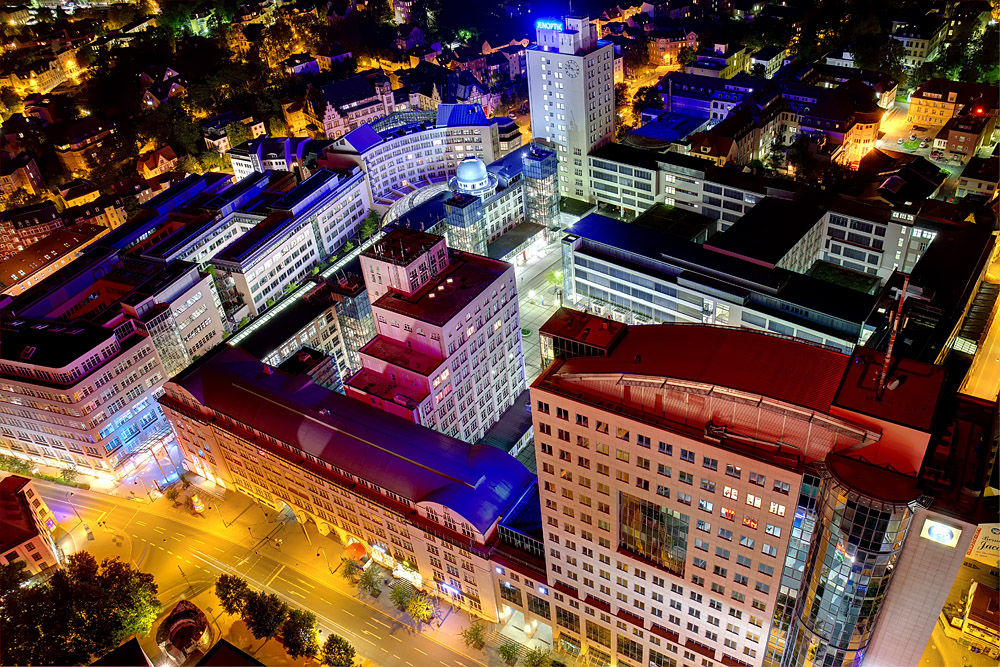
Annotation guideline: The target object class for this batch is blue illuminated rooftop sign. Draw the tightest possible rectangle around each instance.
[536,19,563,31]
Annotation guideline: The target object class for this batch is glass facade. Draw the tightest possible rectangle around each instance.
[782,460,918,667]
[618,491,689,577]
[523,146,559,229]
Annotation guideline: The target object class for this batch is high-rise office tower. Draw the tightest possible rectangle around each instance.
[527,16,615,200]
[345,227,526,443]
[508,308,993,667]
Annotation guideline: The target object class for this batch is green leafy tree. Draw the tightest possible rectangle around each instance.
[389,583,411,609]
[358,565,382,596]
[850,35,907,84]
[460,622,487,650]
[631,85,664,119]
[243,590,289,643]
[321,633,356,666]
[525,648,551,667]
[165,487,181,504]
[407,591,434,625]
[339,557,362,583]
[281,608,320,659]
[0,454,31,475]
[498,641,519,666]
[677,46,696,66]
[0,552,161,666]
[0,560,29,597]
[215,574,250,616]
[60,468,78,484]
[224,121,252,151]
[359,209,380,240]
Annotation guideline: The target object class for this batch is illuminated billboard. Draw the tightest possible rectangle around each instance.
[919,518,962,548]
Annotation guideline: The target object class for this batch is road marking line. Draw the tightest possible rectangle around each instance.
[295,577,315,589]
[406,662,414,666]
[414,648,427,656]
[389,635,402,642]
[341,609,355,617]
[289,590,305,599]
[185,559,192,564]
[381,648,389,653]
[132,534,140,538]
[167,550,173,555]
[365,621,379,629]
[393,655,401,660]
[371,618,390,629]
[171,536,182,542]
[193,538,205,544]
[158,546,165,551]
[135,521,148,526]
[440,661,450,667]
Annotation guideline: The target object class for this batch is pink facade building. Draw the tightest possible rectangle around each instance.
[346,227,526,443]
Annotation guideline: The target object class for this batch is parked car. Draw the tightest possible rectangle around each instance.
[897,137,905,144]
[919,140,929,149]
[930,150,943,160]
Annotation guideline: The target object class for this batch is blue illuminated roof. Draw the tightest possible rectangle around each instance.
[343,125,383,154]
[435,103,488,128]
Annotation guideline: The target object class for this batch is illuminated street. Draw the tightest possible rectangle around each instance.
[35,477,488,667]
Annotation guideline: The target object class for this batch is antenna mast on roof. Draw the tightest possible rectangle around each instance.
[876,272,909,401]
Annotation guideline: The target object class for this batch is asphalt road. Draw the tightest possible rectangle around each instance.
[38,480,487,667]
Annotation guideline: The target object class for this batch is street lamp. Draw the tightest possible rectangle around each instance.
[133,476,152,502]
[66,491,84,524]
[316,547,333,574]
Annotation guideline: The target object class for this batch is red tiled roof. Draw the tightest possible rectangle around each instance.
[552,324,849,414]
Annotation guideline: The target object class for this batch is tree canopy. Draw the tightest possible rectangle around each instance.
[0,552,161,666]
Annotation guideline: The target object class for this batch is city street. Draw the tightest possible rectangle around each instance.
[515,237,564,382]
[33,477,491,667]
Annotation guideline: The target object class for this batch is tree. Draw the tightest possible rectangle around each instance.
[460,622,487,650]
[0,560,29,597]
[321,633,356,666]
[749,63,766,78]
[525,648,551,667]
[60,468,78,484]
[850,34,907,83]
[677,46,696,66]
[215,574,250,616]
[0,454,31,475]
[224,121,251,151]
[359,209,380,240]
[631,85,664,119]
[389,583,411,609]
[281,608,320,659]
[165,487,181,504]
[243,590,288,643]
[358,565,382,597]
[0,552,161,666]
[339,557,362,583]
[498,641,519,666]
[407,591,435,625]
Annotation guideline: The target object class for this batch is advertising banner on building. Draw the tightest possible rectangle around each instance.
[965,523,1000,565]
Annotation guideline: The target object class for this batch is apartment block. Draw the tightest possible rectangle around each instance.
[0,475,59,577]
[527,16,616,199]
[227,136,336,182]
[906,78,998,128]
[160,343,536,621]
[0,223,109,296]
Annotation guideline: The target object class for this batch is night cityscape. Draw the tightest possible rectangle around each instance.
[0,0,997,664]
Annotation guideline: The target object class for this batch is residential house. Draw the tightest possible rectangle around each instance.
[393,0,414,23]
[139,66,186,109]
[686,43,752,78]
[281,53,320,77]
[2,58,66,96]
[750,45,786,79]
[0,202,64,259]
[0,152,44,196]
[303,71,397,139]
[202,111,267,153]
[315,43,353,71]
[647,26,698,65]
[395,24,424,51]
[890,14,946,69]
[59,179,100,208]
[0,476,58,577]
[137,146,179,180]
[55,117,116,175]
[0,224,108,296]
[907,79,999,129]
[956,155,999,198]
[934,109,995,165]
[398,61,497,114]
